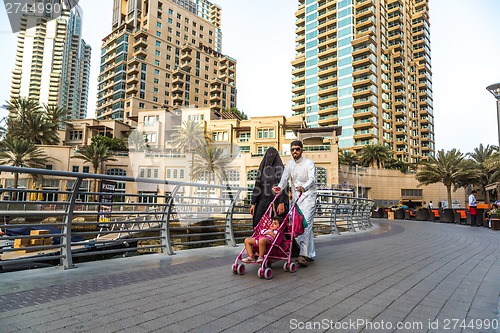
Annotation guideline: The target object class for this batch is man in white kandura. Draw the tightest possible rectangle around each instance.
[273,140,317,267]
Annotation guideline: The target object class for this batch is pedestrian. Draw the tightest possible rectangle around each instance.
[250,147,288,228]
[428,200,434,209]
[242,216,281,263]
[468,190,478,227]
[273,140,317,267]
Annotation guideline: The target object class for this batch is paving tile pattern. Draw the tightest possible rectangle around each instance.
[0,220,499,333]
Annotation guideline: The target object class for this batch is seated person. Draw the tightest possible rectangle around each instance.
[242,216,281,263]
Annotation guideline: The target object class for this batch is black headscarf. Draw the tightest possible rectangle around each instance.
[251,147,288,227]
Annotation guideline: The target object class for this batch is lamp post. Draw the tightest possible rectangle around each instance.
[486,82,500,148]
[352,161,359,198]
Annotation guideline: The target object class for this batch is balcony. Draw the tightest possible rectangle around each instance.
[126,75,139,84]
[180,61,191,71]
[210,84,221,93]
[210,93,221,102]
[318,115,338,126]
[181,52,192,61]
[135,47,147,58]
[172,84,183,93]
[134,37,148,48]
[126,84,138,94]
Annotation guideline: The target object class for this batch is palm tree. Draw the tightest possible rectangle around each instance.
[191,142,231,185]
[43,104,67,130]
[467,144,498,203]
[358,144,391,168]
[416,149,479,206]
[171,120,208,181]
[71,142,118,197]
[0,137,50,193]
[338,149,359,166]
[6,98,61,145]
[0,116,7,140]
[127,129,149,151]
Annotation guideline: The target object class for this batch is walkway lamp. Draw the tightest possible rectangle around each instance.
[486,82,500,148]
[352,161,359,198]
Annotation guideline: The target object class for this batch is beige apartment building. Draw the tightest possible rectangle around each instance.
[291,0,434,164]
[96,0,236,125]
[0,106,464,207]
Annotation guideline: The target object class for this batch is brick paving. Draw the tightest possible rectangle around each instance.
[0,219,499,333]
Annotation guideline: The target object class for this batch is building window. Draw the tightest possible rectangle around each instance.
[257,146,271,155]
[316,167,327,186]
[82,166,90,173]
[72,166,79,173]
[238,132,250,142]
[69,131,83,140]
[212,131,228,142]
[173,169,178,178]
[247,170,258,181]
[257,129,275,139]
[145,133,157,143]
[45,164,53,170]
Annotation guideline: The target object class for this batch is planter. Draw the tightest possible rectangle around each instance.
[416,208,430,221]
[491,218,500,230]
[394,209,405,219]
[440,209,455,223]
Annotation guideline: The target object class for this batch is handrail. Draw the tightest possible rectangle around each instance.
[0,166,374,270]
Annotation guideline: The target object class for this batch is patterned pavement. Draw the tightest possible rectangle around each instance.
[0,219,499,333]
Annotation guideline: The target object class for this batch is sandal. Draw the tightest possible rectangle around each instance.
[297,256,308,267]
[256,257,264,263]
[242,256,256,263]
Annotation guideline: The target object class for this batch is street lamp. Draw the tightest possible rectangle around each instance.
[352,161,359,198]
[486,82,500,148]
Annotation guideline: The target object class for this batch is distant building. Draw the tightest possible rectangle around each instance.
[96,0,236,125]
[291,0,434,163]
[10,5,91,119]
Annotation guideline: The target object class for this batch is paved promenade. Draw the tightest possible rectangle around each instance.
[0,219,499,333]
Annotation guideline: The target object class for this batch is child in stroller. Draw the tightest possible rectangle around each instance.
[242,216,281,263]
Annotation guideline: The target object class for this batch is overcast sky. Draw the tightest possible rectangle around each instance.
[1,0,499,153]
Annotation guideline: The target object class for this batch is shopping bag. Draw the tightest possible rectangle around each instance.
[291,204,308,237]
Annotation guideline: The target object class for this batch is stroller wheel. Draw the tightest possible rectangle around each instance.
[289,262,297,273]
[232,264,238,274]
[264,268,273,280]
[257,267,264,278]
[237,264,245,275]
[283,262,290,272]
[264,260,272,268]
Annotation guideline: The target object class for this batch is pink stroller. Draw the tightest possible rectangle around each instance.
[232,194,304,279]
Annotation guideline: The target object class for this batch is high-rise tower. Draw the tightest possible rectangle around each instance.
[291,0,434,163]
[10,5,91,120]
[97,0,236,124]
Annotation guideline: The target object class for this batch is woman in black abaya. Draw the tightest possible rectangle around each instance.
[250,147,289,228]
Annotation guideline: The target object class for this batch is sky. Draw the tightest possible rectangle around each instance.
[1,0,499,154]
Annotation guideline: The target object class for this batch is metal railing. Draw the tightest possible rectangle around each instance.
[0,166,374,270]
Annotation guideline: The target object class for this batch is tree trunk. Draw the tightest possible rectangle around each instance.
[484,185,490,204]
[446,185,452,208]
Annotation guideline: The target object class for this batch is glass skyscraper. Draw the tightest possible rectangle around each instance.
[291,0,434,163]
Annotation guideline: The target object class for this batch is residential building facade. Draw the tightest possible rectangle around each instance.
[291,0,434,163]
[97,0,236,125]
[10,5,91,119]
[0,108,462,207]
